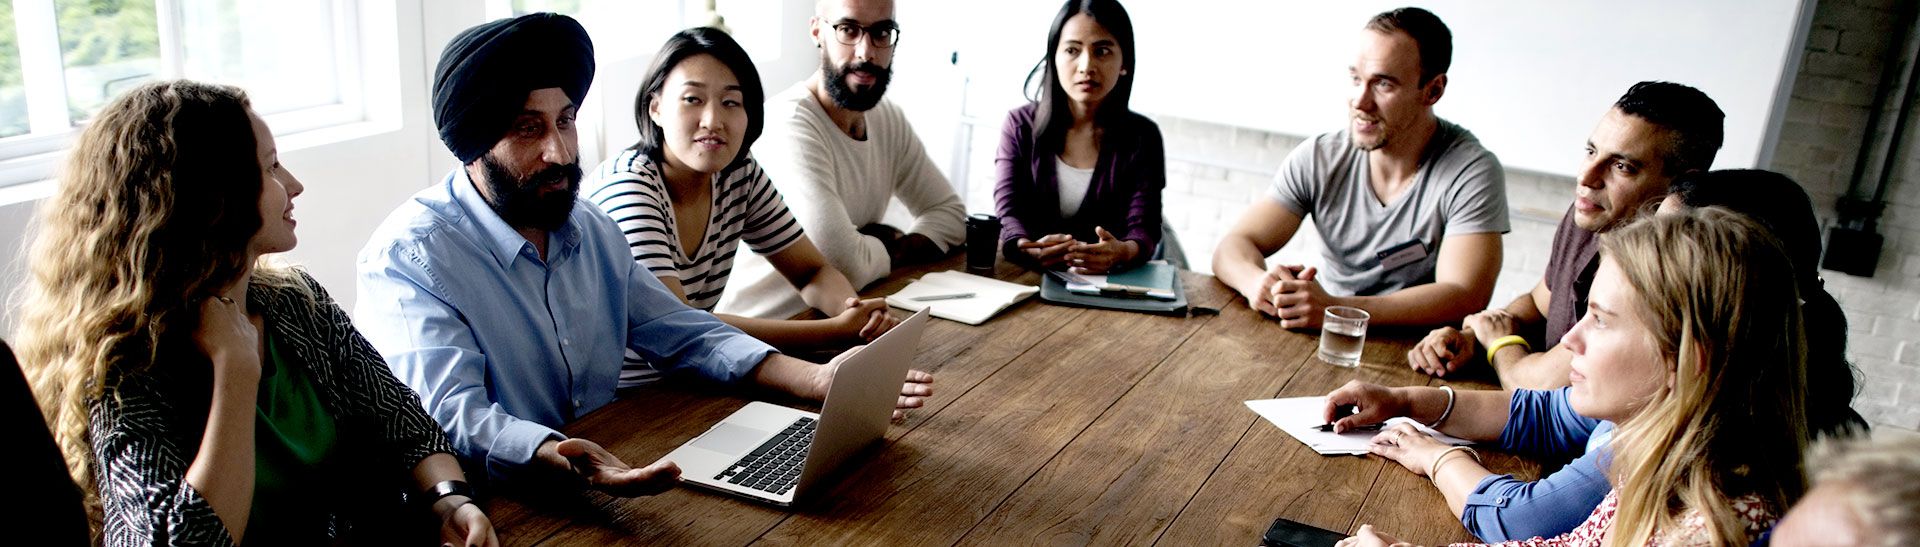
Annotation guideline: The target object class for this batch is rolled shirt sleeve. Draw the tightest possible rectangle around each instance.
[1459,388,1612,542]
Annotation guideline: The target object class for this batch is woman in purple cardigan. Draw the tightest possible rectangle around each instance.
[995,0,1166,274]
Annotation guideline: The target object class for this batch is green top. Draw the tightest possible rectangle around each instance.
[244,332,340,545]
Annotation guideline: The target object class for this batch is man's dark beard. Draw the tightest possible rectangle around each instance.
[477,154,582,232]
[821,57,892,111]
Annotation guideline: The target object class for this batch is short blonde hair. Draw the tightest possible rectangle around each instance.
[1806,434,1920,546]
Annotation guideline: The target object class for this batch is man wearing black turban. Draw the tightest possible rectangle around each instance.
[354,13,934,500]
[434,12,595,236]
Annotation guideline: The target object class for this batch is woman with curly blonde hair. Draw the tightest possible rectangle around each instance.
[1339,208,1810,547]
[17,80,496,546]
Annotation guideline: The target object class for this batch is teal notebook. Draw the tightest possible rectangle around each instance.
[1040,262,1188,314]
[1061,262,1178,300]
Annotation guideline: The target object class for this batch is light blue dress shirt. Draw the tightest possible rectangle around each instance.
[354,169,776,483]
[1460,387,1614,542]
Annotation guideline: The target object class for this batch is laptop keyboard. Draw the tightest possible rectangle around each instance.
[714,417,815,495]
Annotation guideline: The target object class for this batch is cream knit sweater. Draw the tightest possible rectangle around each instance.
[716,82,967,319]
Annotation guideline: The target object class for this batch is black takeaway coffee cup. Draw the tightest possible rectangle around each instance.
[966,214,1000,274]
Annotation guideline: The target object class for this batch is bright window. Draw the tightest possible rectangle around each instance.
[56,0,162,126]
[0,0,363,188]
[1,1,28,139]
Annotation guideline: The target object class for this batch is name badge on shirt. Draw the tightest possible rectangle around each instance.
[1377,239,1428,270]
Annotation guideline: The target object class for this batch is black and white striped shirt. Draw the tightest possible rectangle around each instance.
[587,149,807,310]
[586,150,806,386]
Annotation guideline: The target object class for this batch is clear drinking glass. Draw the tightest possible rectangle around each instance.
[1318,306,1369,368]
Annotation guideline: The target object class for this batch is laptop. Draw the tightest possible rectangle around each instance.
[664,308,931,506]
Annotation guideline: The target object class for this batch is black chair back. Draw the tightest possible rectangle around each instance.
[3,338,90,544]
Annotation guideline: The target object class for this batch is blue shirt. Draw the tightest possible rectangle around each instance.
[1461,387,1614,542]
[354,169,776,483]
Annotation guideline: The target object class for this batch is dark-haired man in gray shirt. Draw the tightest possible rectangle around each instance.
[1214,7,1507,329]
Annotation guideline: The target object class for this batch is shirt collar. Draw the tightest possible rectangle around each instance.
[447,167,583,268]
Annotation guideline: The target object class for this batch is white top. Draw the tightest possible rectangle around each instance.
[1053,156,1094,219]
[717,82,968,319]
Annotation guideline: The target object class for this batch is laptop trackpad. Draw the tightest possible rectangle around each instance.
[692,422,770,455]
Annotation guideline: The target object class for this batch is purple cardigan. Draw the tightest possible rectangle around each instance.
[993,102,1165,268]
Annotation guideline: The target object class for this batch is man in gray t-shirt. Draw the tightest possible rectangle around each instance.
[1214,7,1508,329]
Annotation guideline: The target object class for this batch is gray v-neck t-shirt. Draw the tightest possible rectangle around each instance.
[1266,119,1508,297]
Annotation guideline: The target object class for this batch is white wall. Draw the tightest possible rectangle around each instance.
[893,0,1809,178]
[0,0,1820,334]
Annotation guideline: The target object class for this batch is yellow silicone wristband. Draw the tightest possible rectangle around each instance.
[1486,335,1531,357]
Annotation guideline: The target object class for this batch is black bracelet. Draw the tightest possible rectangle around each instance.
[422,479,475,508]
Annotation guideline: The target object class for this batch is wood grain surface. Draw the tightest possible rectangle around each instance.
[481,254,1541,546]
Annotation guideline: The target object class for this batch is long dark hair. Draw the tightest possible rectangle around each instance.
[1025,0,1137,154]
[631,27,764,169]
[1668,169,1865,436]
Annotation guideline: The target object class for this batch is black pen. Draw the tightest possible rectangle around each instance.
[1315,422,1385,432]
[1316,403,1383,432]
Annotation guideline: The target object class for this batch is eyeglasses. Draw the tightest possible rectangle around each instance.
[830,22,900,48]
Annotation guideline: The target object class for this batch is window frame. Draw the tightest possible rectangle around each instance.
[0,0,369,188]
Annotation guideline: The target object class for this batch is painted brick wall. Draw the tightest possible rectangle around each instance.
[1766,0,1920,435]
[950,0,1917,435]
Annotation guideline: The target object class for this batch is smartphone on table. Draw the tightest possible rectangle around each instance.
[1262,517,1349,547]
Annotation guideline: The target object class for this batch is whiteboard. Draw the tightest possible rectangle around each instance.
[893,0,1812,177]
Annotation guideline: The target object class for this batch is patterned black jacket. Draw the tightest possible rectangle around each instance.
[88,272,454,546]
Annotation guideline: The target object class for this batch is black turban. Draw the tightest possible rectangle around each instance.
[432,13,595,164]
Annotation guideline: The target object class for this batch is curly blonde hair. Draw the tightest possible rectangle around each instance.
[1598,207,1810,547]
[14,79,305,525]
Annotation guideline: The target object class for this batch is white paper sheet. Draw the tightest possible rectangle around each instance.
[1245,396,1473,456]
[884,271,1037,325]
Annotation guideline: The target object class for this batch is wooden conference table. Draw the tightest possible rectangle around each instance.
[484,255,1540,546]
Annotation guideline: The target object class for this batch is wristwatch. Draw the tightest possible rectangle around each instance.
[420,479,475,508]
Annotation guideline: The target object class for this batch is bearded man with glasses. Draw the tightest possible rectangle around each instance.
[716,0,969,321]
